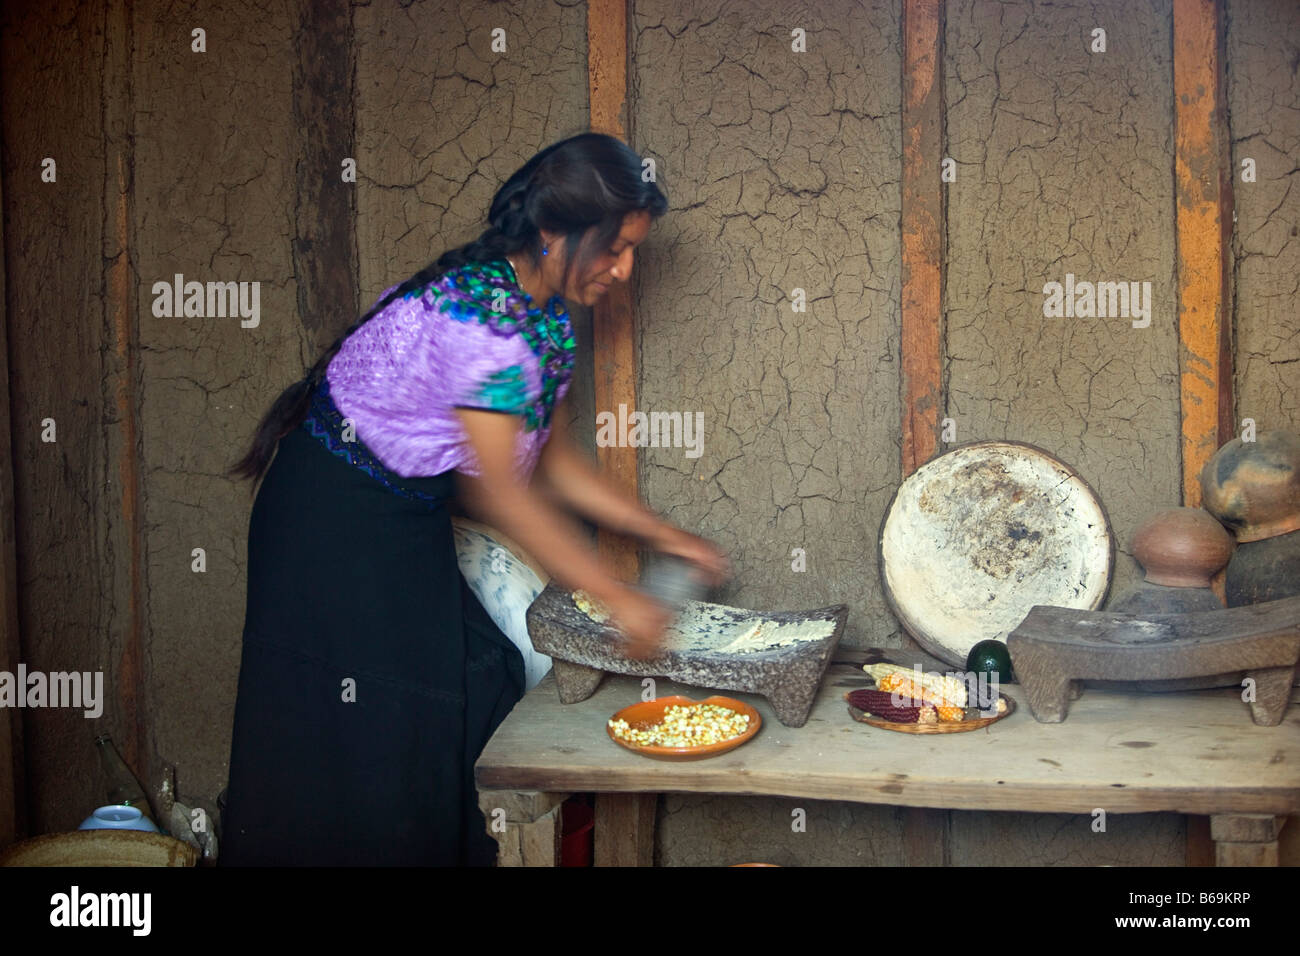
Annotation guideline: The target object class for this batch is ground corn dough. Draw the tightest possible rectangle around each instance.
[572,589,613,624]
[571,590,835,655]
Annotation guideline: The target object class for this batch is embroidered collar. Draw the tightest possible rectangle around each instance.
[496,257,567,316]
[404,259,576,434]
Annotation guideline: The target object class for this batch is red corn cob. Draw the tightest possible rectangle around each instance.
[847,688,924,723]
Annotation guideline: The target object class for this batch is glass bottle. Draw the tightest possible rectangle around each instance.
[94,734,155,821]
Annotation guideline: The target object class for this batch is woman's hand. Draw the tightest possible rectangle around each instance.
[603,584,674,660]
[645,524,730,588]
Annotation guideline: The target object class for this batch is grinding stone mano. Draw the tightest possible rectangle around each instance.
[526,582,848,727]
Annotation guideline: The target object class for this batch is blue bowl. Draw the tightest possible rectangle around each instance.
[79,805,160,833]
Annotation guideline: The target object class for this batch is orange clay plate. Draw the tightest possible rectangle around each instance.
[607,695,762,760]
[844,691,1015,734]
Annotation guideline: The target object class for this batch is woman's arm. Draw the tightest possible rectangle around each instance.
[533,398,663,542]
[454,408,616,597]
[534,398,731,587]
[453,406,672,656]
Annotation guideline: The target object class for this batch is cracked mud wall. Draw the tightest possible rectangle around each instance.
[945,0,1179,605]
[1227,0,1300,431]
[130,0,308,822]
[352,0,596,463]
[634,2,905,650]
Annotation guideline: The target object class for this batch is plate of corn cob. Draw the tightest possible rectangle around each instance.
[844,662,1014,734]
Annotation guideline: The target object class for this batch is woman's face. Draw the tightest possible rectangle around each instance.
[545,210,652,306]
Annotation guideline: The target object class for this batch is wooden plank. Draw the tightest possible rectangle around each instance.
[899,0,947,863]
[477,790,566,867]
[0,150,24,848]
[477,788,567,823]
[291,0,359,340]
[1280,813,1300,866]
[1215,840,1278,866]
[100,0,151,795]
[902,806,948,866]
[477,666,1300,816]
[594,792,656,866]
[516,804,563,867]
[587,0,640,586]
[1209,812,1284,843]
[1173,0,1235,506]
[900,0,943,478]
[496,804,563,867]
[1186,815,1215,866]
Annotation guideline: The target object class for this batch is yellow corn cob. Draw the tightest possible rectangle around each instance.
[877,673,947,709]
[867,663,967,708]
[875,673,965,721]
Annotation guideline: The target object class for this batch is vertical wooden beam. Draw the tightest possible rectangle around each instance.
[292,0,359,340]
[104,0,150,793]
[898,0,950,867]
[901,805,949,866]
[1173,0,1235,507]
[587,0,640,585]
[900,0,944,478]
[0,153,25,847]
[1174,0,1234,866]
[1186,815,1215,866]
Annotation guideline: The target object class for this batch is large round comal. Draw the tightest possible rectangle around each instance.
[879,441,1114,667]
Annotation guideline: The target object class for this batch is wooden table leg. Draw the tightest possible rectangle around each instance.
[901,807,949,866]
[477,789,569,867]
[1210,813,1286,866]
[1186,815,1216,866]
[594,792,657,866]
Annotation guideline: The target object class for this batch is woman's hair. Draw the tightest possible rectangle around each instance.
[228,131,669,486]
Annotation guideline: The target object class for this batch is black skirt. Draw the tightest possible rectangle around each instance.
[220,381,525,866]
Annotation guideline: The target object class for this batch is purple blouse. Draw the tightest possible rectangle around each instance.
[323,258,575,481]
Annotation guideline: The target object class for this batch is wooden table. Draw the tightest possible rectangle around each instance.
[475,662,1300,866]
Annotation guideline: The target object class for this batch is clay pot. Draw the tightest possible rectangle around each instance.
[1130,507,1235,588]
[1199,431,1300,542]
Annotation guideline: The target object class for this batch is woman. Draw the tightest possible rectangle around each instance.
[219,132,728,866]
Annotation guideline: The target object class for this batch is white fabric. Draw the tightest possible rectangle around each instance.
[450,517,552,690]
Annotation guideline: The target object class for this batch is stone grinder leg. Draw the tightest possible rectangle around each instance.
[1014,666,1081,724]
[757,676,819,728]
[553,659,605,703]
[1246,664,1299,726]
